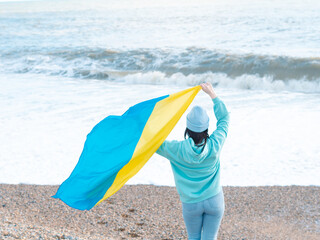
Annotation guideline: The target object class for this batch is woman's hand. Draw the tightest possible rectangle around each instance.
[200,82,217,99]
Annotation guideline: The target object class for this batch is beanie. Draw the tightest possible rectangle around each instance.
[186,106,209,132]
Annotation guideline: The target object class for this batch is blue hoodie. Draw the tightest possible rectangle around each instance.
[156,97,230,203]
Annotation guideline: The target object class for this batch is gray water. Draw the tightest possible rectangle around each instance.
[1,0,320,92]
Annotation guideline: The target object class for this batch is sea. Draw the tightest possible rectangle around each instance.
[1,0,319,186]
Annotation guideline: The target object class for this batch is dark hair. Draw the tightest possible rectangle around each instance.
[184,128,209,147]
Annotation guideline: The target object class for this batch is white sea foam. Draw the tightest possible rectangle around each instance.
[119,72,320,93]
[1,73,319,186]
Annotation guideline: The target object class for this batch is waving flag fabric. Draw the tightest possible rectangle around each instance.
[53,86,201,210]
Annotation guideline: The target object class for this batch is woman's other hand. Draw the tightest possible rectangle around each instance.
[200,82,217,99]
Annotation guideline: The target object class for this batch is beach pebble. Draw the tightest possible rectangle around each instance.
[0,184,319,239]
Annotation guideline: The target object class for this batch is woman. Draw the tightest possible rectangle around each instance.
[156,82,230,240]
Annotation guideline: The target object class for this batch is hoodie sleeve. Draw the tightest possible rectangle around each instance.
[156,140,181,161]
[210,97,230,152]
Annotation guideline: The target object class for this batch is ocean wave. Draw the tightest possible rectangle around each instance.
[1,47,320,92]
[2,47,320,79]
[118,72,320,93]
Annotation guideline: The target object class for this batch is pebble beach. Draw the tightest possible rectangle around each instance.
[0,184,319,240]
[1,1,320,239]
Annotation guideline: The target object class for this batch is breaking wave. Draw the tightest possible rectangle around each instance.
[1,47,320,92]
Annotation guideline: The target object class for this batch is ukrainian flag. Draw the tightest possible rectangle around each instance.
[53,86,201,210]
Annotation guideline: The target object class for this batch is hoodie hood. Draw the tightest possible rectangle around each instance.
[182,138,210,163]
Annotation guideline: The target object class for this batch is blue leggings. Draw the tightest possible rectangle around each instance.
[182,190,225,240]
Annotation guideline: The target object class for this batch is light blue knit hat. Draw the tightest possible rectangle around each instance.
[186,106,209,132]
